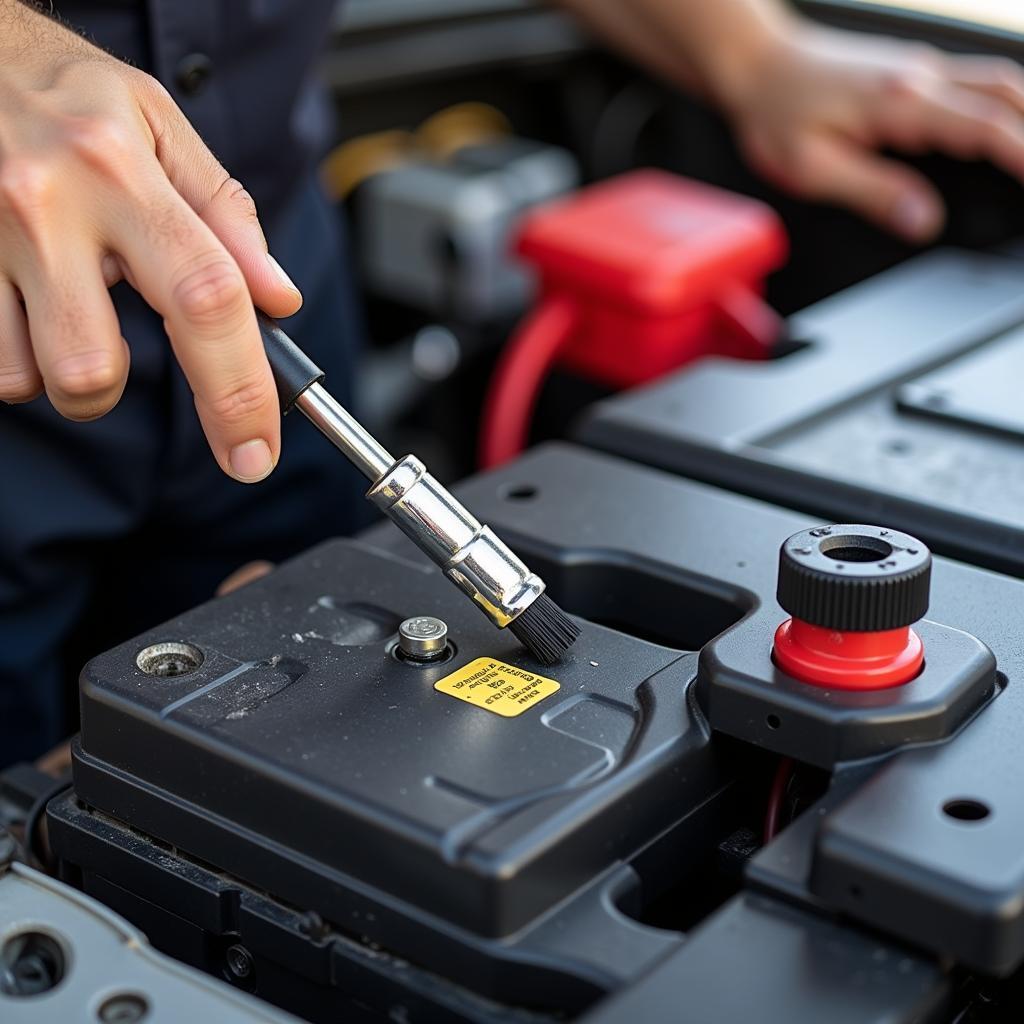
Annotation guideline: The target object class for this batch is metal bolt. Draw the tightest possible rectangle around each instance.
[398,617,449,661]
[225,944,253,980]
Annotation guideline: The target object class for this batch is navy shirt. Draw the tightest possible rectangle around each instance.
[0,1,365,766]
[55,0,339,218]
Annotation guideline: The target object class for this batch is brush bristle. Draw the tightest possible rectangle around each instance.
[509,593,581,665]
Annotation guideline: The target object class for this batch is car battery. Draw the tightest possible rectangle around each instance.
[47,444,1024,1023]
[576,246,1024,578]
[48,481,723,1021]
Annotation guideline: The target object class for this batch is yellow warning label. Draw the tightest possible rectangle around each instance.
[434,658,560,717]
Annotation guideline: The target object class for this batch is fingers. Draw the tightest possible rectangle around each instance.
[35,739,72,779]
[108,188,281,482]
[216,560,275,596]
[18,252,129,420]
[200,176,303,319]
[138,86,302,318]
[0,279,42,403]
[785,133,945,242]
[947,56,1024,115]
[879,72,1024,182]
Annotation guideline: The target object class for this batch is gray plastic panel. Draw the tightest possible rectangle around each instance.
[576,248,1024,576]
[898,323,1024,440]
[0,862,297,1023]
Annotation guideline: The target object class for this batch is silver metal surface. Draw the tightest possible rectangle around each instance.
[295,383,393,482]
[0,862,298,1022]
[368,454,544,627]
[398,616,449,659]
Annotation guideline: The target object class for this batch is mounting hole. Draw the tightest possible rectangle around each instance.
[502,484,538,502]
[884,438,912,456]
[136,642,204,677]
[819,535,893,564]
[0,930,66,996]
[97,993,150,1023]
[765,713,782,730]
[943,799,991,823]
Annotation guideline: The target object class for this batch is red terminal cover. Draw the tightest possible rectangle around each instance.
[514,169,788,387]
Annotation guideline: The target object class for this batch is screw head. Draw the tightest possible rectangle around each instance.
[225,944,253,980]
[398,617,449,661]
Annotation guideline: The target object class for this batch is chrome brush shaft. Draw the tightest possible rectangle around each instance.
[294,382,393,481]
[295,383,544,628]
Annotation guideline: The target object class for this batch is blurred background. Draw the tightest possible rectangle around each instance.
[317,0,1024,481]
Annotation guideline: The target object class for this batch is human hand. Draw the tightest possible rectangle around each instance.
[0,2,302,481]
[721,24,1024,241]
[215,560,275,596]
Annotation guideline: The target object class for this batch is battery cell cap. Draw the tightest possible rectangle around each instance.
[399,616,449,660]
[773,525,931,690]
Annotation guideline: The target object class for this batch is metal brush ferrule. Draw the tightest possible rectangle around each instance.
[367,455,544,627]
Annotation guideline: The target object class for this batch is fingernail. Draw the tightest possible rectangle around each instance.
[229,439,274,483]
[266,253,299,294]
[893,193,941,242]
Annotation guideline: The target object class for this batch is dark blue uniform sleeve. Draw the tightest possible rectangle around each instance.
[0,0,364,765]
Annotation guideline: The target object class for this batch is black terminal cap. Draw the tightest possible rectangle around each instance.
[777,524,931,632]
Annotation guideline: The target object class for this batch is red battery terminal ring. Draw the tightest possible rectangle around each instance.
[772,525,932,692]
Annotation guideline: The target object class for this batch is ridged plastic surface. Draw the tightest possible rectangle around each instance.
[776,525,931,631]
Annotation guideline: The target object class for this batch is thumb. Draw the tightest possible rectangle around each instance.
[787,134,946,243]
[143,93,303,317]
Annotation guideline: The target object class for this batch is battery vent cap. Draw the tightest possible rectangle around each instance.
[774,525,931,690]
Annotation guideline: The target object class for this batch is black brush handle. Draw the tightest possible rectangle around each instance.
[257,312,325,413]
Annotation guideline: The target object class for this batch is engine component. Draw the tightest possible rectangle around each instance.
[511,169,787,389]
[359,138,578,322]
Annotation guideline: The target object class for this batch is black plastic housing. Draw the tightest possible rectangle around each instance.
[776,525,932,631]
[66,532,720,1013]
[49,444,1024,1019]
